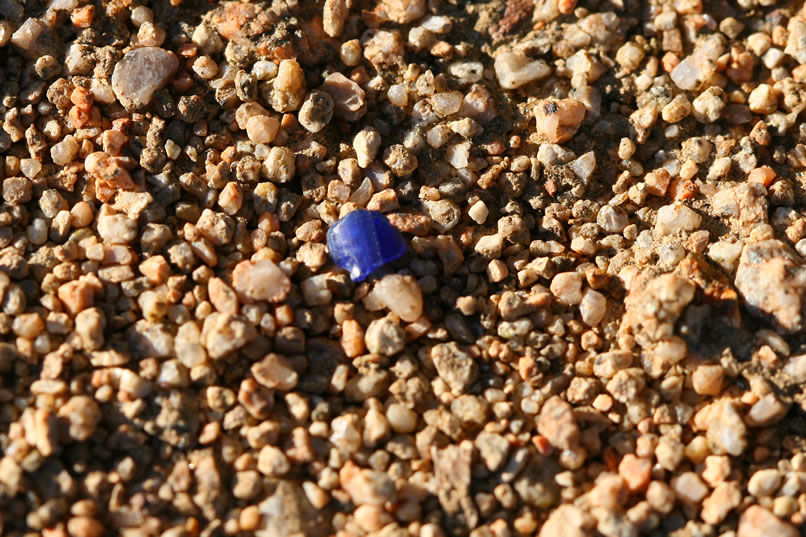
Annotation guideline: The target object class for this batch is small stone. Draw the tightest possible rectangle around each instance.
[379,0,426,24]
[111,47,179,110]
[534,99,586,144]
[706,399,747,456]
[204,313,258,359]
[701,482,741,525]
[475,234,504,259]
[618,454,651,492]
[616,41,645,71]
[550,272,584,305]
[365,317,405,356]
[537,396,579,450]
[374,274,423,322]
[785,353,806,384]
[10,18,55,60]
[655,203,702,235]
[3,177,32,205]
[475,431,510,472]
[252,353,298,391]
[431,342,478,393]
[246,115,280,144]
[341,319,366,358]
[692,86,726,123]
[579,289,606,326]
[323,0,349,38]
[258,446,290,478]
[298,90,334,133]
[748,84,778,115]
[354,505,392,532]
[67,517,105,537]
[691,364,724,395]
[58,280,95,316]
[353,128,382,168]
[321,72,367,121]
[383,144,418,176]
[256,481,322,537]
[746,393,787,426]
[430,91,464,116]
[468,200,489,224]
[538,505,593,537]
[232,259,291,303]
[97,214,138,244]
[362,29,405,68]
[646,481,675,514]
[327,210,407,282]
[386,403,418,433]
[747,469,782,497]
[737,506,798,537]
[494,51,551,90]
[341,463,397,505]
[271,59,306,113]
[57,395,101,442]
[597,205,629,233]
[671,472,708,503]
[735,240,806,333]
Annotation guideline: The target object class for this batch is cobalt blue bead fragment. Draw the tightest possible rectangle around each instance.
[327,210,407,282]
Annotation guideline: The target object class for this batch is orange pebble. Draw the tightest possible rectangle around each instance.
[532,435,553,456]
[71,5,94,28]
[69,106,90,129]
[281,113,297,129]
[662,52,680,72]
[177,43,198,58]
[556,0,577,14]
[747,165,776,187]
[70,87,94,111]
[670,178,698,201]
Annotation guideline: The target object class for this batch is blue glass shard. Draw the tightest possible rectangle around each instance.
[326,210,407,282]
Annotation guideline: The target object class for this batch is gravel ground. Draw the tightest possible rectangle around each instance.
[2,0,806,536]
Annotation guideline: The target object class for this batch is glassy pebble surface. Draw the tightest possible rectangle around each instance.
[326,210,407,282]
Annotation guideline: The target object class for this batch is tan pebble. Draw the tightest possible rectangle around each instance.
[354,504,393,532]
[67,516,104,537]
[691,364,724,395]
[737,505,799,537]
[341,319,366,358]
[239,505,261,532]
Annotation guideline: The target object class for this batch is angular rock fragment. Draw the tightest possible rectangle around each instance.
[735,240,806,333]
[111,47,179,110]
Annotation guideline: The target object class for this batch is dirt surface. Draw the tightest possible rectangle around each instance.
[3,0,806,536]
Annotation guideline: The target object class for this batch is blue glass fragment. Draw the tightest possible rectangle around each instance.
[326,210,407,282]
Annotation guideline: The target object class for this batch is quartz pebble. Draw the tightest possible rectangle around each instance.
[534,99,586,143]
[321,72,367,121]
[655,203,702,235]
[494,51,551,89]
[232,259,292,303]
[111,47,179,110]
[374,274,423,322]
